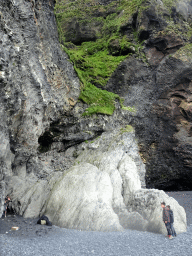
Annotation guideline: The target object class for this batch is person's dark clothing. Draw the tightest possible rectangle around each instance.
[169,209,174,223]
[162,206,171,236]
[37,215,52,226]
[2,197,10,217]
[170,223,177,237]
[165,222,172,236]
[163,206,170,223]
[4,202,8,211]
[169,209,177,237]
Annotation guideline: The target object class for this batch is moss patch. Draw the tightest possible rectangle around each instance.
[79,83,120,115]
[173,43,192,62]
[161,0,178,10]
[55,0,145,115]
[120,125,134,133]
[65,40,128,87]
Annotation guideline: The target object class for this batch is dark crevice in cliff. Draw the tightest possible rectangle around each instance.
[132,12,138,30]
[62,130,104,150]
[38,124,104,153]
[139,30,150,41]
[38,131,54,153]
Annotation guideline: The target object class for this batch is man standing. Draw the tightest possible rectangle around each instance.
[161,202,173,239]
[167,205,177,237]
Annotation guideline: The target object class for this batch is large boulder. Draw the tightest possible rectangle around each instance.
[4,127,187,234]
[44,162,148,231]
[42,129,186,233]
[128,189,187,235]
[44,163,123,231]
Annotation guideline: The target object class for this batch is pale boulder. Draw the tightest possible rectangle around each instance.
[128,189,187,235]
[6,172,62,218]
[4,128,187,234]
[44,163,123,231]
[118,154,141,206]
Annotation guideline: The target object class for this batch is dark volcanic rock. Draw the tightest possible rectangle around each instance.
[106,54,192,191]
[64,18,97,45]
[1,0,192,221]
[108,38,135,56]
[0,0,80,216]
[101,0,192,191]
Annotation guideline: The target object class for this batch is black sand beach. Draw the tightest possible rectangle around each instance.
[0,191,192,256]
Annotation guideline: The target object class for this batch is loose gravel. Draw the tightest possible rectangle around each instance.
[0,192,191,256]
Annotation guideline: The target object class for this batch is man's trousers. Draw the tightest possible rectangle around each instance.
[165,222,172,236]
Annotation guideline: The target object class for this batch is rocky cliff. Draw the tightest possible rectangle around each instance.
[54,0,192,191]
[0,0,81,216]
[0,0,189,233]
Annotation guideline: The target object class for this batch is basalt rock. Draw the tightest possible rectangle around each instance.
[0,0,190,234]
[64,18,97,45]
[104,1,192,191]
[0,0,80,216]
[106,54,192,190]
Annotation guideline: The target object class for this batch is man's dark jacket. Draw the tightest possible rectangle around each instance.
[169,209,174,223]
[163,206,170,222]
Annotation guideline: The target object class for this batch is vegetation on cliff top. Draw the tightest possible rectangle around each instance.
[54,0,146,115]
[54,0,190,115]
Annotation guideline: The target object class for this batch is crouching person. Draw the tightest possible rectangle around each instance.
[37,215,52,226]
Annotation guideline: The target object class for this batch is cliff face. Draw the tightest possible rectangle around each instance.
[104,1,192,191]
[0,0,191,221]
[55,0,192,191]
[0,0,81,215]
[0,0,140,218]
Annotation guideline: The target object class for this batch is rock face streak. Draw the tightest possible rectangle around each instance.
[0,0,187,234]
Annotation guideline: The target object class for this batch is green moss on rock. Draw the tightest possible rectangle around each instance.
[173,43,192,62]
[54,0,146,115]
[120,125,134,133]
[79,83,120,115]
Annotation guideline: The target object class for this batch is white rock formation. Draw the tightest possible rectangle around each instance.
[6,128,187,234]
[44,162,148,231]
[128,189,187,235]
[43,129,186,233]
[44,163,123,231]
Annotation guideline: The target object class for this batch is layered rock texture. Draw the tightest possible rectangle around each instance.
[44,131,186,233]
[0,0,80,215]
[0,0,189,234]
[55,0,192,190]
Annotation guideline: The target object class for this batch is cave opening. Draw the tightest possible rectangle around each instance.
[38,131,54,153]
[139,30,150,41]
[6,205,15,216]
